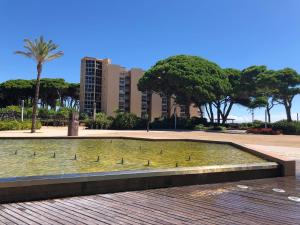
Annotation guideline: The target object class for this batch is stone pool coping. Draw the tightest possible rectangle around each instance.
[0,137,295,203]
[0,162,278,188]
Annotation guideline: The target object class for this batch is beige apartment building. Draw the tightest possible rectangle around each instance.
[79,57,200,120]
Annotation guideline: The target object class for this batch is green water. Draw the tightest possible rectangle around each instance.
[0,139,267,178]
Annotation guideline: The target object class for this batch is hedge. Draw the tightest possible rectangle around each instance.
[0,120,42,131]
[272,120,300,135]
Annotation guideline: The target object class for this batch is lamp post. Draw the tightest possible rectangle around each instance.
[174,106,177,130]
[21,100,24,122]
[145,113,150,132]
[93,102,96,122]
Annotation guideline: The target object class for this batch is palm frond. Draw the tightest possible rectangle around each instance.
[14,51,33,58]
[45,51,64,62]
[15,36,64,64]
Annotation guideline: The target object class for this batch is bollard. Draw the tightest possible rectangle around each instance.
[74,154,77,160]
[68,112,79,136]
[15,150,18,155]
[96,156,100,162]
[188,155,191,161]
[33,152,36,157]
[121,157,124,164]
[147,160,150,166]
[53,152,56,158]
[175,162,178,167]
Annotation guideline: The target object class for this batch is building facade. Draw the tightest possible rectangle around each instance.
[80,57,201,120]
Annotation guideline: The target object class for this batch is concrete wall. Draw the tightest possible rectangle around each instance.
[151,93,162,120]
[189,103,200,117]
[102,64,125,117]
[129,68,144,117]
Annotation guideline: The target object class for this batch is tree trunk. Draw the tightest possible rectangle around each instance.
[284,101,292,122]
[31,63,42,133]
[208,103,214,124]
[199,106,204,118]
[185,104,190,118]
[266,106,271,123]
[167,96,172,119]
[215,101,221,125]
[204,104,212,122]
[221,102,233,125]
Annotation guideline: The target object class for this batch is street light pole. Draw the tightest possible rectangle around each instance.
[174,106,177,130]
[145,113,150,132]
[93,102,96,122]
[21,100,24,122]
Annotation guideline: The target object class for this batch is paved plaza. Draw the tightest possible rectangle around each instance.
[0,127,299,224]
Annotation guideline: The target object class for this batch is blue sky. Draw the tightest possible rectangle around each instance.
[0,0,299,121]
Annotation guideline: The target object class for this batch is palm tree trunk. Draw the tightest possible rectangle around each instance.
[31,63,42,133]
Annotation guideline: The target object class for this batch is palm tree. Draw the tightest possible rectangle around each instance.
[15,36,63,133]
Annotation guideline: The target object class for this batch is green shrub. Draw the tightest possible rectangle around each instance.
[194,124,207,130]
[150,116,207,130]
[38,108,56,118]
[239,120,272,129]
[0,120,41,131]
[57,107,75,119]
[111,112,140,129]
[272,120,300,135]
[6,105,21,113]
[79,112,89,121]
[207,126,226,131]
[87,113,113,129]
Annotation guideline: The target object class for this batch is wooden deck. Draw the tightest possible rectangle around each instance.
[0,165,299,224]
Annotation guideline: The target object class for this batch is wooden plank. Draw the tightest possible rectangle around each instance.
[3,204,56,225]
[33,201,98,225]
[0,175,299,225]
[82,195,187,225]
[15,202,70,225]
[57,197,149,225]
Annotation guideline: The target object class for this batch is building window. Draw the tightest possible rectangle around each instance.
[161,95,168,118]
[83,59,102,115]
[141,91,151,118]
[180,105,188,117]
[119,73,130,112]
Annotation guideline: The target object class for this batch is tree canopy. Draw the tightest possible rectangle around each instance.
[138,55,300,123]
[257,68,300,122]
[0,78,79,109]
[138,55,227,118]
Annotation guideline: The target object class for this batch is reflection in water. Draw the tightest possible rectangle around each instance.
[0,139,267,178]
